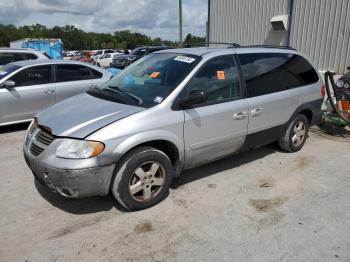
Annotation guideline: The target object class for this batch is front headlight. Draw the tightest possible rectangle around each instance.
[25,118,38,145]
[56,139,105,159]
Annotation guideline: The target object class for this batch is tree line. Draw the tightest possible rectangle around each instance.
[0,24,206,50]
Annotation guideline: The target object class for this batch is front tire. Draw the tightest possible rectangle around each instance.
[111,146,173,210]
[279,114,309,152]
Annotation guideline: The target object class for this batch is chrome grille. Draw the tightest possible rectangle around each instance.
[30,142,44,156]
[35,129,54,145]
[29,129,55,157]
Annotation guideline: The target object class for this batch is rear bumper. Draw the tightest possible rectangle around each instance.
[24,148,115,198]
[311,109,324,126]
[112,60,126,68]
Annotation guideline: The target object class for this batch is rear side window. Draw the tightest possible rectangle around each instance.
[0,53,22,65]
[91,69,103,79]
[56,64,91,82]
[0,52,38,65]
[21,53,38,60]
[10,65,52,87]
[185,55,241,104]
[238,53,319,97]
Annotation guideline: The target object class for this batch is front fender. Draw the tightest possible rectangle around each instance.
[111,130,184,166]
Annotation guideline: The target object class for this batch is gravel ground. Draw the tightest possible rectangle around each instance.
[0,123,349,262]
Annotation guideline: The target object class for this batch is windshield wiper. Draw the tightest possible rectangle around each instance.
[105,86,143,105]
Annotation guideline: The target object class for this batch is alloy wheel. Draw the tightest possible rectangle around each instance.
[291,121,306,147]
[128,161,166,202]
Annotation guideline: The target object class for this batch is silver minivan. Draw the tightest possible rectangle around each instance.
[0,60,112,126]
[23,47,323,210]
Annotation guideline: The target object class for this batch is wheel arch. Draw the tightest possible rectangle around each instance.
[289,101,318,126]
[112,131,184,176]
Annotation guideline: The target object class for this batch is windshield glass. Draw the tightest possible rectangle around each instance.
[0,65,21,80]
[130,47,147,56]
[91,53,201,108]
[95,51,103,55]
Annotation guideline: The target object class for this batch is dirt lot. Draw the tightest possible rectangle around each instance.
[0,124,349,262]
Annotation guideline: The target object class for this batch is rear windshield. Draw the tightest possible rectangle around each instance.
[0,64,21,80]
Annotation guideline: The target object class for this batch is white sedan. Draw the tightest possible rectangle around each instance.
[95,53,122,68]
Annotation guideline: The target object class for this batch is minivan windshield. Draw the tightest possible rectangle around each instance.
[0,64,21,80]
[90,53,201,108]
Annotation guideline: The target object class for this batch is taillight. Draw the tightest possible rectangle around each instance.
[321,84,326,97]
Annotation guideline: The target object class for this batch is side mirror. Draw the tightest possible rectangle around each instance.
[178,90,208,108]
[2,80,15,88]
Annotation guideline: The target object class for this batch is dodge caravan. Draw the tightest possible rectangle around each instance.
[23,46,323,210]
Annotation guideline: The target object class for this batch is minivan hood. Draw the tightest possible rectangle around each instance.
[36,93,145,138]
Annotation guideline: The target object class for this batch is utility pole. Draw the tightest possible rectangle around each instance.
[179,0,183,47]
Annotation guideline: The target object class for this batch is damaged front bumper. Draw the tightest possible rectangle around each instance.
[23,135,115,198]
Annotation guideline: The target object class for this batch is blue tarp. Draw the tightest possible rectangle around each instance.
[106,67,122,76]
[21,40,63,59]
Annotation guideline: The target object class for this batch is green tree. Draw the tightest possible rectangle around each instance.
[0,23,204,51]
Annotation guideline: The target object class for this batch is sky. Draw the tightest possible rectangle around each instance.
[0,0,208,41]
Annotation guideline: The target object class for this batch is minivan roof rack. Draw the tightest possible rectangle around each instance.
[182,43,296,50]
[184,42,241,48]
[241,45,296,50]
[206,42,241,48]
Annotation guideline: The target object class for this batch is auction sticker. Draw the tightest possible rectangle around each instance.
[217,71,225,80]
[174,56,195,63]
[154,96,163,103]
[150,72,160,78]
[0,71,7,75]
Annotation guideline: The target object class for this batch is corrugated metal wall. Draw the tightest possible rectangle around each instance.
[209,0,289,46]
[290,0,350,74]
[209,0,350,74]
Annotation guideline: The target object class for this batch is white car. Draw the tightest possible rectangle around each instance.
[95,52,122,68]
[0,48,49,66]
[92,49,115,61]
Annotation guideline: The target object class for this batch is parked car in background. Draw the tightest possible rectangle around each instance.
[23,46,323,210]
[0,60,112,126]
[92,49,115,61]
[0,48,49,66]
[111,46,173,69]
[63,51,79,60]
[94,52,122,68]
[78,56,94,64]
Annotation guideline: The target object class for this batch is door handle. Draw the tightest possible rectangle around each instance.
[89,84,98,89]
[44,89,55,94]
[251,108,263,117]
[233,112,247,120]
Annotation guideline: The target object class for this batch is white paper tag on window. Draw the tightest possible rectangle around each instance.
[154,96,163,103]
[174,56,195,63]
[0,71,7,75]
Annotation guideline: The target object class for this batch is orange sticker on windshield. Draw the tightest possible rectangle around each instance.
[217,71,225,80]
[150,72,160,78]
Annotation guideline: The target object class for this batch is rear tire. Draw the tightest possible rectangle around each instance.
[279,114,309,152]
[111,146,173,210]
